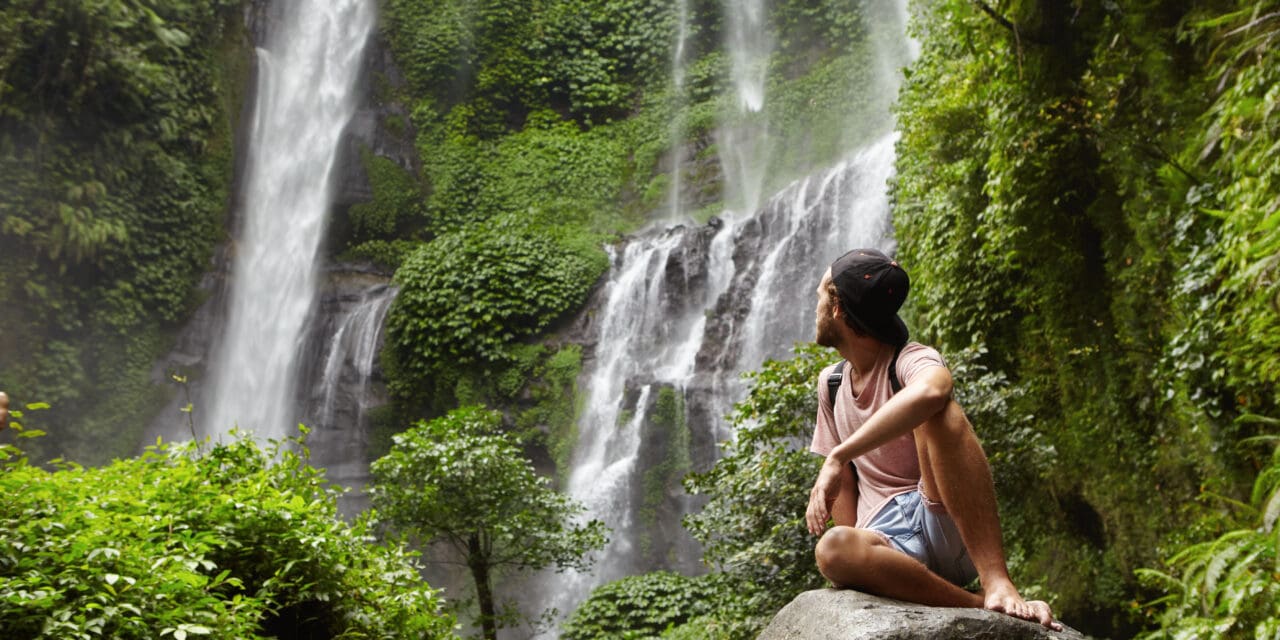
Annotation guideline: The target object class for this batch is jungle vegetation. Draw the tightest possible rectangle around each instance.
[1,0,1277,638]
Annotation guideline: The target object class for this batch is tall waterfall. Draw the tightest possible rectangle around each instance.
[666,0,692,220]
[532,1,916,630]
[201,0,376,439]
[719,0,773,216]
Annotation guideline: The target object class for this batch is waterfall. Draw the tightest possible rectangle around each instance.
[732,138,899,371]
[201,0,376,439]
[718,0,773,216]
[666,0,692,220]
[303,282,396,515]
[315,288,395,432]
[529,2,917,630]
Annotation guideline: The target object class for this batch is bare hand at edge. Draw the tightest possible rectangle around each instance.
[806,459,843,536]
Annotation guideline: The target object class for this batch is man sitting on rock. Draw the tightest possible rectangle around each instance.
[805,248,1059,630]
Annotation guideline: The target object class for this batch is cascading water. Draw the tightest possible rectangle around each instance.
[201,0,376,439]
[732,137,899,371]
[533,2,917,632]
[719,0,773,216]
[539,228,726,619]
[315,286,396,435]
[666,0,692,220]
[299,282,397,514]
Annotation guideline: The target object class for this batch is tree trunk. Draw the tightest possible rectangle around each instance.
[469,534,498,640]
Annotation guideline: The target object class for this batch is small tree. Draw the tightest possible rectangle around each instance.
[370,406,607,639]
[680,344,830,636]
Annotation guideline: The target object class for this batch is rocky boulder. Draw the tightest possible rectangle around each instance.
[758,590,1087,640]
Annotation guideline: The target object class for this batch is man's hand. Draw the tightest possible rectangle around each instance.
[806,459,844,536]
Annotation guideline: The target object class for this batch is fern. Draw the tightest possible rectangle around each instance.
[1137,438,1280,639]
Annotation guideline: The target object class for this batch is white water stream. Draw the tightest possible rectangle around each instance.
[532,1,916,632]
[201,0,375,439]
[666,0,692,220]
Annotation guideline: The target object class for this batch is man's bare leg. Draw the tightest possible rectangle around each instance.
[916,400,1058,629]
[817,459,982,607]
[816,526,985,607]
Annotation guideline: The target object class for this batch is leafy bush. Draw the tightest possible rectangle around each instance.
[1185,3,1280,408]
[561,571,720,640]
[346,149,424,243]
[384,214,608,405]
[1136,435,1280,639]
[680,344,829,637]
[0,432,456,639]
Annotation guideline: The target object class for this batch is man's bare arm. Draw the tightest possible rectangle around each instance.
[824,366,953,465]
[805,366,953,535]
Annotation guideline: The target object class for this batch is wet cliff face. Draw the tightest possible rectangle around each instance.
[331,32,419,213]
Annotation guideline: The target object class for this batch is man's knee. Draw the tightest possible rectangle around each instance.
[815,526,877,585]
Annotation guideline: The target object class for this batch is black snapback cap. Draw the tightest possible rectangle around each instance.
[830,248,909,347]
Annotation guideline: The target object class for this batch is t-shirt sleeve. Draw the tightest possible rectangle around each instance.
[810,362,842,457]
[895,343,947,386]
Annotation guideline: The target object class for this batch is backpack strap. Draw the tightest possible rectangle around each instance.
[826,345,905,412]
[888,346,903,395]
[827,361,846,412]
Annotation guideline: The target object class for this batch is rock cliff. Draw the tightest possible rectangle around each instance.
[758,590,1088,640]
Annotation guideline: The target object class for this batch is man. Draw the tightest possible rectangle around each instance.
[805,248,1059,629]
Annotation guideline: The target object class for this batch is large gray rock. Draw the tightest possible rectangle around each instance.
[758,590,1087,640]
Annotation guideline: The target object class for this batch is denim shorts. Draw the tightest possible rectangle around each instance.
[864,489,978,587]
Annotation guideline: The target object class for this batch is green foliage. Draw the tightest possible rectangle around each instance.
[0,432,455,639]
[892,0,1280,633]
[1185,2,1280,407]
[0,0,245,463]
[561,571,720,640]
[681,344,829,637]
[416,109,631,233]
[382,0,674,132]
[341,239,422,271]
[638,387,691,552]
[346,149,424,243]
[516,344,585,475]
[1136,437,1280,639]
[384,215,607,406]
[369,406,607,637]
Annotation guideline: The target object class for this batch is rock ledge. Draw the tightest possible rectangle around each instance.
[758,590,1087,640]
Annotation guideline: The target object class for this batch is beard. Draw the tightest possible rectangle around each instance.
[815,312,840,348]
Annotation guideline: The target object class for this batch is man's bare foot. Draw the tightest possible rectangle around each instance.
[983,581,1063,631]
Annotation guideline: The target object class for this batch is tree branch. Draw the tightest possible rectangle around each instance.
[969,0,1028,76]
[971,0,1017,33]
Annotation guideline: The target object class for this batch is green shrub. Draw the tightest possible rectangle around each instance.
[385,215,608,404]
[346,149,424,242]
[0,432,456,639]
[1136,435,1280,639]
[561,571,721,640]
[681,344,829,637]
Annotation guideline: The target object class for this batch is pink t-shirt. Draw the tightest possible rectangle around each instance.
[810,342,947,527]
